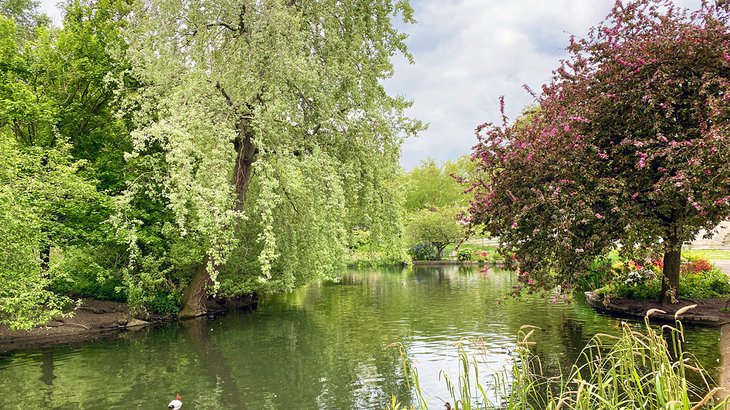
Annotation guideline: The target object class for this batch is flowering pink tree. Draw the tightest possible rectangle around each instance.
[469,0,730,304]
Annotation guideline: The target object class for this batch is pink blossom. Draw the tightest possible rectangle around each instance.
[569,115,590,123]
[595,213,604,219]
[714,196,730,206]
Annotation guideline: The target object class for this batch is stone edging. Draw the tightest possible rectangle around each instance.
[584,291,730,326]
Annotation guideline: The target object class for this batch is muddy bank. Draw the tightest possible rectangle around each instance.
[0,295,258,352]
[585,291,730,326]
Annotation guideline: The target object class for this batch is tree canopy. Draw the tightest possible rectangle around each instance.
[469,0,730,303]
[0,0,135,328]
[401,157,477,259]
[0,0,420,328]
[118,0,422,316]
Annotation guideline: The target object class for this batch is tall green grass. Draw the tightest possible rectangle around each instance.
[388,307,728,409]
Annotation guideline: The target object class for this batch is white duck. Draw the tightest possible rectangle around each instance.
[168,394,182,410]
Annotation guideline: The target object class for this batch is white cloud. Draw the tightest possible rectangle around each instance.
[35,0,702,170]
[386,0,701,169]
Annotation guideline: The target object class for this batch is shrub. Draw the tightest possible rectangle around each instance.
[681,259,715,275]
[456,248,473,261]
[601,258,730,299]
[474,249,490,263]
[576,255,615,291]
[49,247,127,301]
[408,242,439,261]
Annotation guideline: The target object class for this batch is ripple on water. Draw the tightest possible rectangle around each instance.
[0,265,723,410]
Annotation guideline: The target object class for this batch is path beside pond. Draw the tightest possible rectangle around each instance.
[714,259,730,275]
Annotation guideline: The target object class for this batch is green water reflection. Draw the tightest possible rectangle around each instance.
[0,266,723,409]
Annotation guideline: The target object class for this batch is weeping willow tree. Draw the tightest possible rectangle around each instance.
[117,0,422,317]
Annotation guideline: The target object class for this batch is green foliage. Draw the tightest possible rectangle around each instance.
[575,255,616,291]
[0,0,419,323]
[456,248,473,262]
[0,1,136,326]
[601,259,730,300]
[406,207,466,259]
[403,157,471,212]
[49,246,126,301]
[407,242,439,261]
[0,134,76,329]
[396,314,728,409]
[116,0,421,312]
[402,156,481,262]
[0,0,49,37]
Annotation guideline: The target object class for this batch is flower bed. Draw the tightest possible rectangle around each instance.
[598,257,730,300]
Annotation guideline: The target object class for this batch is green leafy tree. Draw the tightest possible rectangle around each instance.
[0,134,77,329]
[119,0,423,317]
[403,158,466,212]
[0,0,132,327]
[0,0,49,37]
[403,156,479,256]
[406,207,466,260]
[469,0,730,303]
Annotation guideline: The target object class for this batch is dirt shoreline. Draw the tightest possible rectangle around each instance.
[585,291,730,326]
[0,295,258,352]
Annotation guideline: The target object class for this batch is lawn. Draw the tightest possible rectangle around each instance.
[683,248,730,260]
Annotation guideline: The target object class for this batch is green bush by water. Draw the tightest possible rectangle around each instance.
[389,310,728,409]
[409,242,440,261]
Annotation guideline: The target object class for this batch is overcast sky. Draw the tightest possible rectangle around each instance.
[38,0,701,170]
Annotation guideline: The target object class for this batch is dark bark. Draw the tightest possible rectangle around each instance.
[719,324,730,400]
[179,113,257,318]
[179,260,213,318]
[231,125,257,212]
[660,226,681,305]
[436,244,446,260]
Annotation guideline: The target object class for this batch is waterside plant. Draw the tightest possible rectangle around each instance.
[389,308,728,409]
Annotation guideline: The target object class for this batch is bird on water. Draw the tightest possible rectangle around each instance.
[168,394,182,409]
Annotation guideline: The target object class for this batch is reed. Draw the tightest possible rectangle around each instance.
[390,309,729,409]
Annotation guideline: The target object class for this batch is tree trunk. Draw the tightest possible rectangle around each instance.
[436,244,445,260]
[660,227,681,305]
[179,118,257,318]
[179,260,213,318]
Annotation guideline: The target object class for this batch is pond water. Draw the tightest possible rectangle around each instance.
[0,265,724,409]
